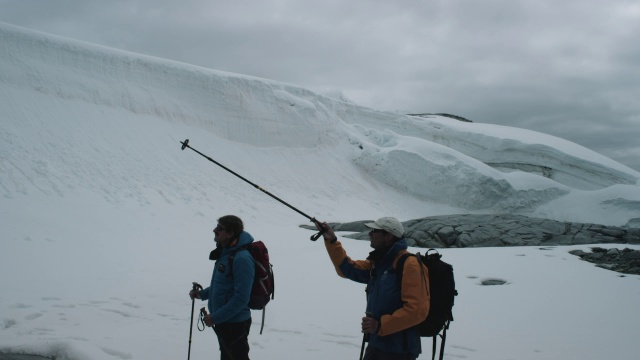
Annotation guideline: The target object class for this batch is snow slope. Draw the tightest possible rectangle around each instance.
[1,22,640,360]
[2,22,639,226]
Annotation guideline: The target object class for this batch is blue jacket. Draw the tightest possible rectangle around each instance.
[325,238,429,356]
[200,231,255,324]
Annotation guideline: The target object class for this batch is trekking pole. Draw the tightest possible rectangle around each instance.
[359,312,373,360]
[200,307,235,360]
[359,334,366,360]
[180,139,324,240]
[188,282,203,360]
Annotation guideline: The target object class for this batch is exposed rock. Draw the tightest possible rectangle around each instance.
[481,279,508,286]
[407,113,472,122]
[300,214,640,276]
[300,214,640,248]
[569,247,640,275]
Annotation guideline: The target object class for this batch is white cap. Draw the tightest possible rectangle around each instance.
[364,217,404,238]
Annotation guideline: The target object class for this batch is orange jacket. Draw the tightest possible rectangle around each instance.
[325,238,430,339]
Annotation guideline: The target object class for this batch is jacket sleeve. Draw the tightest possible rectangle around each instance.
[378,255,430,336]
[199,287,211,300]
[211,251,255,324]
[324,239,372,284]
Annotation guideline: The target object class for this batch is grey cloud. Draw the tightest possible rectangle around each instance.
[1,0,638,171]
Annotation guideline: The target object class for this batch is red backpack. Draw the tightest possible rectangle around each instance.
[229,241,274,334]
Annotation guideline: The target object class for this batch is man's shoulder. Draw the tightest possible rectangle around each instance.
[394,250,422,272]
[231,245,253,257]
[230,245,255,264]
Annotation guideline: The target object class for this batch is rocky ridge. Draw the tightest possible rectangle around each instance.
[569,247,640,276]
[304,214,640,248]
[301,214,640,275]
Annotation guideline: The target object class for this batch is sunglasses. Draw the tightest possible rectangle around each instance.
[370,229,386,234]
[214,224,227,233]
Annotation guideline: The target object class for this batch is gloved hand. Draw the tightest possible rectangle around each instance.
[362,314,379,334]
[314,220,338,243]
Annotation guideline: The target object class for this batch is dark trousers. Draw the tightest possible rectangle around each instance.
[215,318,252,360]
[363,345,417,360]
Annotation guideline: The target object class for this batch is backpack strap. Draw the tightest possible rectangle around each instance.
[432,336,437,360]
[260,307,266,335]
[397,252,427,289]
[432,320,449,360]
[395,252,412,279]
[439,320,449,360]
[228,244,251,275]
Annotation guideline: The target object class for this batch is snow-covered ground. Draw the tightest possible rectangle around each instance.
[1,22,639,360]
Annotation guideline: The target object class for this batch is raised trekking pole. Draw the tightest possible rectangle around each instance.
[180,139,324,240]
[188,282,203,360]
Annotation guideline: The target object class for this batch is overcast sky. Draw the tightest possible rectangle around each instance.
[1,0,639,171]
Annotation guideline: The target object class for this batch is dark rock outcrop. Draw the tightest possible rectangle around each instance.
[301,214,640,276]
[301,214,640,248]
[569,247,640,275]
[407,113,473,122]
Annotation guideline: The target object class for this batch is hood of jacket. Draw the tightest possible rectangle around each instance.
[368,238,408,267]
[209,231,255,260]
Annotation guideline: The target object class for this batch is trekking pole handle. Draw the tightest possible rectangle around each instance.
[191,282,203,299]
[198,307,210,332]
[309,217,326,241]
[201,307,235,358]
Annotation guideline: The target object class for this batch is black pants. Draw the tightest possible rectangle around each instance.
[215,318,252,360]
[363,346,417,360]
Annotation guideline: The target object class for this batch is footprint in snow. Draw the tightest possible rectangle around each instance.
[10,303,32,309]
[25,313,43,320]
[100,347,132,360]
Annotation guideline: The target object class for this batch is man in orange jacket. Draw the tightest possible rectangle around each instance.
[315,217,430,360]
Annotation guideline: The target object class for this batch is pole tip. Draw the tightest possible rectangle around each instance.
[181,139,189,150]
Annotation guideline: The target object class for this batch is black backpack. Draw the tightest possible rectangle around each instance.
[397,249,457,360]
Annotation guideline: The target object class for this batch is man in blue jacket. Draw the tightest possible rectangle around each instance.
[190,215,255,360]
